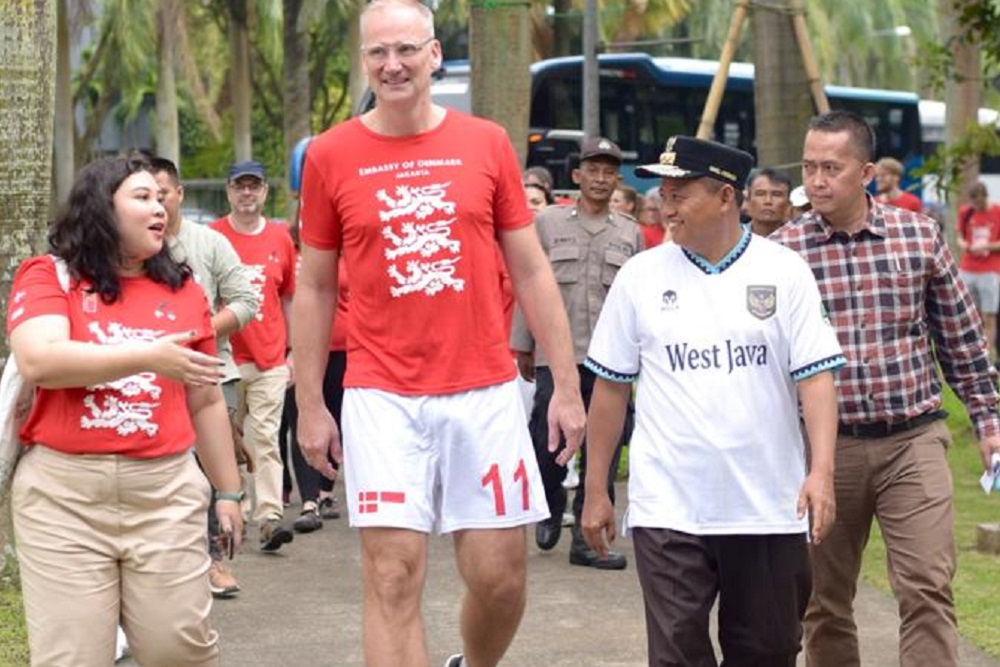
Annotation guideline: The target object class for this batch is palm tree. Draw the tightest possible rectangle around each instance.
[1,0,57,361]
[156,0,182,164]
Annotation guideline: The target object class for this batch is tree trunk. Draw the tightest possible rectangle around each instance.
[1,0,58,361]
[53,0,74,205]
[347,0,365,114]
[751,0,812,185]
[229,0,252,161]
[156,0,181,165]
[470,1,532,168]
[942,0,981,208]
[552,0,575,57]
[283,0,311,222]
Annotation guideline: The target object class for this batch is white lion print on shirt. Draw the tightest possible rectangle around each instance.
[83,321,165,437]
[377,182,464,298]
[245,264,267,321]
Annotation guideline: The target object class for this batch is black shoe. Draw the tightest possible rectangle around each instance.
[535,517,562,551]
[443,654,463,667]
[260,518,294,552]
[318,496,341,520]
[569,536,627,570]
[293,504,323,534]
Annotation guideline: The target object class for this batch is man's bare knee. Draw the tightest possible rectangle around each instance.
[362,529,428,615]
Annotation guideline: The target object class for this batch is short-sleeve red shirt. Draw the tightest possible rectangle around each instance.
[6,256,216,458]
[299,111,531,395]
[209,219,297,370]
[957,204,1000,274]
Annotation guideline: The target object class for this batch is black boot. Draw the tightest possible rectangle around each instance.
[535,515,562,551]
[568,525,627,570]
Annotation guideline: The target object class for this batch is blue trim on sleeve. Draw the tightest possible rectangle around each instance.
[584,357,637,384]
[791,355,847,382]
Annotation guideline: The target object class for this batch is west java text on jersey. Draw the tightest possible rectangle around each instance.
[663,340,768,374]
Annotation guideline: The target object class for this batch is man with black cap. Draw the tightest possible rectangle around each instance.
[510,136,643,569]
[581,135,845,664]
[211,160,298,552]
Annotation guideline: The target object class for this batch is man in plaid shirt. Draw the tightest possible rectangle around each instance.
[774,110,1000,667]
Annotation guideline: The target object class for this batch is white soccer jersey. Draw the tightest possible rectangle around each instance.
[585,230,845,535]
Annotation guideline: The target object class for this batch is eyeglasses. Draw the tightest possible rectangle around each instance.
[229,181,264,193]
[361,37,434,63]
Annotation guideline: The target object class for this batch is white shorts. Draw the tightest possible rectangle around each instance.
[342,380,550,533]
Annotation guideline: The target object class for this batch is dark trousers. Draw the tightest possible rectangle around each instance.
[279,351,347,503]
[633,528,811,667]
[529,365,630,523]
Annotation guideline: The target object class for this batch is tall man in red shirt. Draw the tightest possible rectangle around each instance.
[293,1,585,666]
[957,181,1000,359]
[211,160,298,552]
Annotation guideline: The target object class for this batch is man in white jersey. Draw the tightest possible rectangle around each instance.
[292,1,586,667]
[582,136,846,666]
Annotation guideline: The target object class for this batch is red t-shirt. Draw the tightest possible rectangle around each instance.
[300,111,531,395]
[884,191,922,213]
[209,218,297,370]
[6,256,216,458]
[329,260,350,352]
[641,224,666,249]
[957,205,1000,274]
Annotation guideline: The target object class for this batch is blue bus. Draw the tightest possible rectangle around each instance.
[418,54,923,191]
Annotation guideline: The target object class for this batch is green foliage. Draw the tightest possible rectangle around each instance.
[916,123,1000,201]
[859,387,1000,659]
[0,555,28,667]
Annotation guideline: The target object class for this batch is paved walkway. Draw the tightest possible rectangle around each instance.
[193,488,998,667]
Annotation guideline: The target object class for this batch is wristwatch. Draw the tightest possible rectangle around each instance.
[214,490,245,503]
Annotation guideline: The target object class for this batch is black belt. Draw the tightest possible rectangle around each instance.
[838,410,947,439]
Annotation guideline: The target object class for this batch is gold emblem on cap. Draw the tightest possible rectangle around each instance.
[660,137,678,166]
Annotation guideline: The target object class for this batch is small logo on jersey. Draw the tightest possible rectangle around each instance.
[747,285,776,320]
[661,289,679,311]
[154,301,177,321]
[83,292,97,314]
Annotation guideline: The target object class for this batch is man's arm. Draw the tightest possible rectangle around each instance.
[209,232,258,336]
[291,245,340,477]
[926,226,1000,468]
[581,377,630,555]
[796,370,838,544]
[499,224,585,464]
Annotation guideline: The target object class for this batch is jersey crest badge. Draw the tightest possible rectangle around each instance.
[746,285,776,320]
[661,289,678,311]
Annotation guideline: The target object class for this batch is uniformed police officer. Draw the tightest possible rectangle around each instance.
[511,137,643,570]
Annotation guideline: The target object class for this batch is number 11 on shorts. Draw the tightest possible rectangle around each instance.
[481,458,529,516]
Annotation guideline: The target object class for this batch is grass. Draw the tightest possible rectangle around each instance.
[0,551,29,667]
[858,387,1000,659]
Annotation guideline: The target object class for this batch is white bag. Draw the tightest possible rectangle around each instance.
[0,257,70,501]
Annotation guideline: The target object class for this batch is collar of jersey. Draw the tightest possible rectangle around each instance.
[681,227,752,275]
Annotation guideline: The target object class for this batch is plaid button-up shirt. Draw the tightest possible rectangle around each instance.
[774,198,1000,439]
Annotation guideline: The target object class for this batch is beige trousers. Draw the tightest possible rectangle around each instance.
[12,446,218,667]
[237,362,290,523]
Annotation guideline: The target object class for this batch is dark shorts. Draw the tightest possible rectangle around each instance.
[633,528,811,667]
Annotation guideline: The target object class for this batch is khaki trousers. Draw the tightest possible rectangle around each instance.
[237,362,289,523]
[12,446,218,667]
[804,419,957,667]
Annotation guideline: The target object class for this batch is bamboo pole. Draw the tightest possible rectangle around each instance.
[696,0,750,139]
[789,0,829,113]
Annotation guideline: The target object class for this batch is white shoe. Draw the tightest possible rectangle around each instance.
[562,512,575,527]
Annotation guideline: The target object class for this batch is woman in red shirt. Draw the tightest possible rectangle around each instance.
[5,156,243,666]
